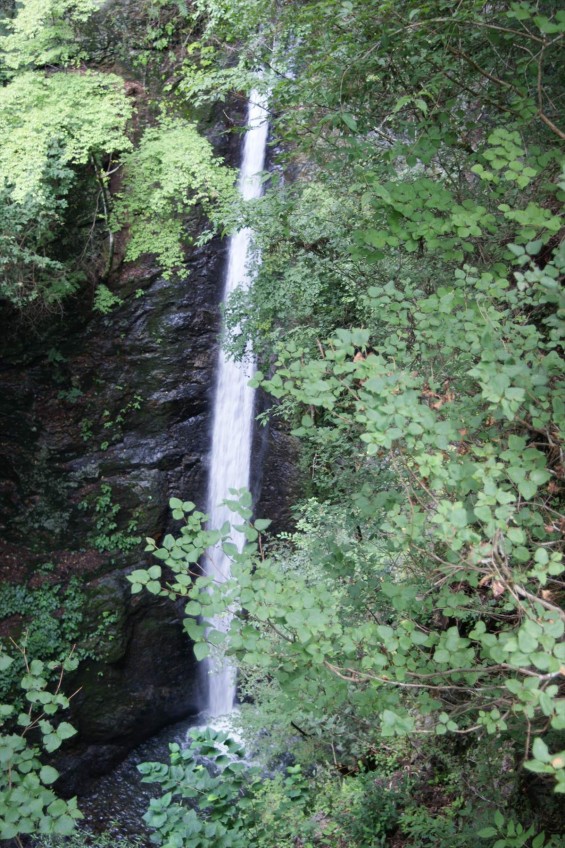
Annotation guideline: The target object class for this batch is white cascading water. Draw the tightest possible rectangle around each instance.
[205,90,269,718]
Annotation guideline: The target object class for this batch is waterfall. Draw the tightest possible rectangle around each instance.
[205,91,269,718]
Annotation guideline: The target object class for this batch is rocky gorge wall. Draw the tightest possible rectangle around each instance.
[0,106,300,792]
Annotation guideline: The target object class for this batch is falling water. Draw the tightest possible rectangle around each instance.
[205,91,269,718]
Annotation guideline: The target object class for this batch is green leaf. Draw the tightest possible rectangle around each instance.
[518,629,538,654]
[48,799,68,817]
[451,507,468,528]
[130,569,149,583]
[193,642,209,661]
[0,654,14,671]
[0,823,18,840]
[52,815,76,835]
[518,479,538,500]
[341,112,357,131]
[39,765,59,785]
[44,733,62,752]
[56,722,76,741]
[532,738,550,762]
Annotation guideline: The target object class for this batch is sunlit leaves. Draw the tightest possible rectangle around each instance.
[113,117,235,278]
[0,70,132,306]
[0,71,132,206]
[0,0,103,71]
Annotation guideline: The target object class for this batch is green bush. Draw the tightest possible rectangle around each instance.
[0,579,85,703]
[0,647,82,843]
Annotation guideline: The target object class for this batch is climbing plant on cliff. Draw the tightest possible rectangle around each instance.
[0,0,132,309]
[0,69,133,308]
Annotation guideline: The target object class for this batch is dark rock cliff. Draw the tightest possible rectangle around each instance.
[0,237,226,788]
[0,101,300,791]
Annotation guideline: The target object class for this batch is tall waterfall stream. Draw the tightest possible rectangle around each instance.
[205,90,269,718]
[79,93,269,834]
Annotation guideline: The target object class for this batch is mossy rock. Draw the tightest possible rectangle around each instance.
[80,573,129,663]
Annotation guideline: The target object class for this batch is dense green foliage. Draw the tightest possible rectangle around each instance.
[139,727,315,848]
[0,0,132,307]
[129,0,565,844]
[0,647,81,843]
[0,67,132,307]
[0,577,86,702]
[113,117,235,278]
[0,576,124,842]
[0,0,234,311]
[1,0,564,843]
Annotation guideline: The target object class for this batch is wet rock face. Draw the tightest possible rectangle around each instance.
[252,389,301,535]
[0,116,235,780]
[0,245,224,554]
[0,98,247,561]
[0,98,299,789]
[56,572,204,794]
[0,243,225,788]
